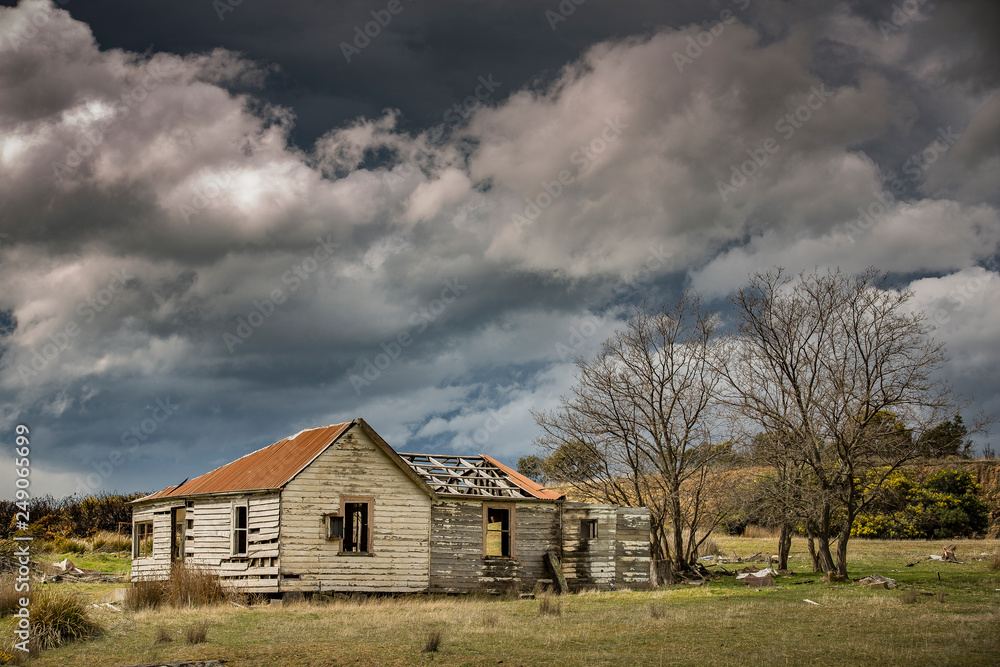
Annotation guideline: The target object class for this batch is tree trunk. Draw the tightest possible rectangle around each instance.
[651,558,674,586]
[835,523,852,576]
[670,494,686,572]
[777,523,793,570]
[806,534,820,572]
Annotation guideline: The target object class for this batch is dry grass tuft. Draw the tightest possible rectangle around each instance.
[125,577,165,611]
[699,536,721,557]
[89,530,131,553]
[166,562,232,607]
[127,563,235,611]
[29,588,103,652]
[0,573,22,616]
[422,630,442,653]
[154,626,173,644]
[742,524,779,539]
[48,536,88,554]
[538,595,562,617]
[186,620,208,644]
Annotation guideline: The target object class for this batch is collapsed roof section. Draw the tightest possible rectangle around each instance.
[398,453,564,500]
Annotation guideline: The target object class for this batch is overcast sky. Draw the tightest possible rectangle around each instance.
[1,0,998,497]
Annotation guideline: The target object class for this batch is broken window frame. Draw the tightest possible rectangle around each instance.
[482,503,515,559]
[133,520,153,559]
[338,495,374,555]
[170,507,186,562]
[581,519,598,539]
[325,512,344,541]
[232,503,248,557]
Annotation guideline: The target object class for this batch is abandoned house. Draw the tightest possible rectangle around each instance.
[131,418,651,594]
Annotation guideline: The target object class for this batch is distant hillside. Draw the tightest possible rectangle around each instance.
[547,460,1000,537]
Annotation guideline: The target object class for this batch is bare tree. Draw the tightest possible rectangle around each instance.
[533,296,731,580]
[724,267,965,575]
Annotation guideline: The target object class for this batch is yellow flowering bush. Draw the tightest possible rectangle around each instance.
[851,468,988,539]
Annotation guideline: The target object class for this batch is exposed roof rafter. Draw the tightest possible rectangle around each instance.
[398,453,539,499]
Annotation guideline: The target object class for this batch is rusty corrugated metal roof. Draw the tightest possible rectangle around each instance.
[482,455,565,500]
[135,421,352,501]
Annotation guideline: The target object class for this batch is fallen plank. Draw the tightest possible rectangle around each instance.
[545,552,569,594]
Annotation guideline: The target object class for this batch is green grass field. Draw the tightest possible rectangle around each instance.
[6,536,1000,666]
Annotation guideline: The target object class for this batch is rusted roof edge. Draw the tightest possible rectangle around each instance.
[132,487,280,505]
[481,455,566,501]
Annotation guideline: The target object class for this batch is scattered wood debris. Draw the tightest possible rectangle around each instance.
[743,575,774,588]
[856,574,897,589]
[43,558,125,584]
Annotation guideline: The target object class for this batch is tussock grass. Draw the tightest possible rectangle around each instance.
[126,562,234,611]
[165,562,231,607]
[125,577,164,611]
[743,524,780,539]
[421,630,441,653]
[28,588,103,652]
[21,537,1000,667]
[699,536,721,557]
[0,573,23,616]
[48,536,87,555]
[538,595,562,617]
[88,531,131,553]
[185,620,208,644]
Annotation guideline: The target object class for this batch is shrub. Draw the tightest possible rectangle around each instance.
[29,588,102,651]
[186,621,208,645]
[852,468,989,539]
[421,630,441,653]
[0,540,19,574]
[50,536,87,555]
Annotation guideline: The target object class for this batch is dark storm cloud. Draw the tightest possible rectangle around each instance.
[1,0,998,495]
[13,0,733,147]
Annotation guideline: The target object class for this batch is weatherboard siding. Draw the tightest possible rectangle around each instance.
[130,492,283,591]
[615,507,652,589]
[561,503,618,590]
[428,499,560,593]
[278,425,432,593]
